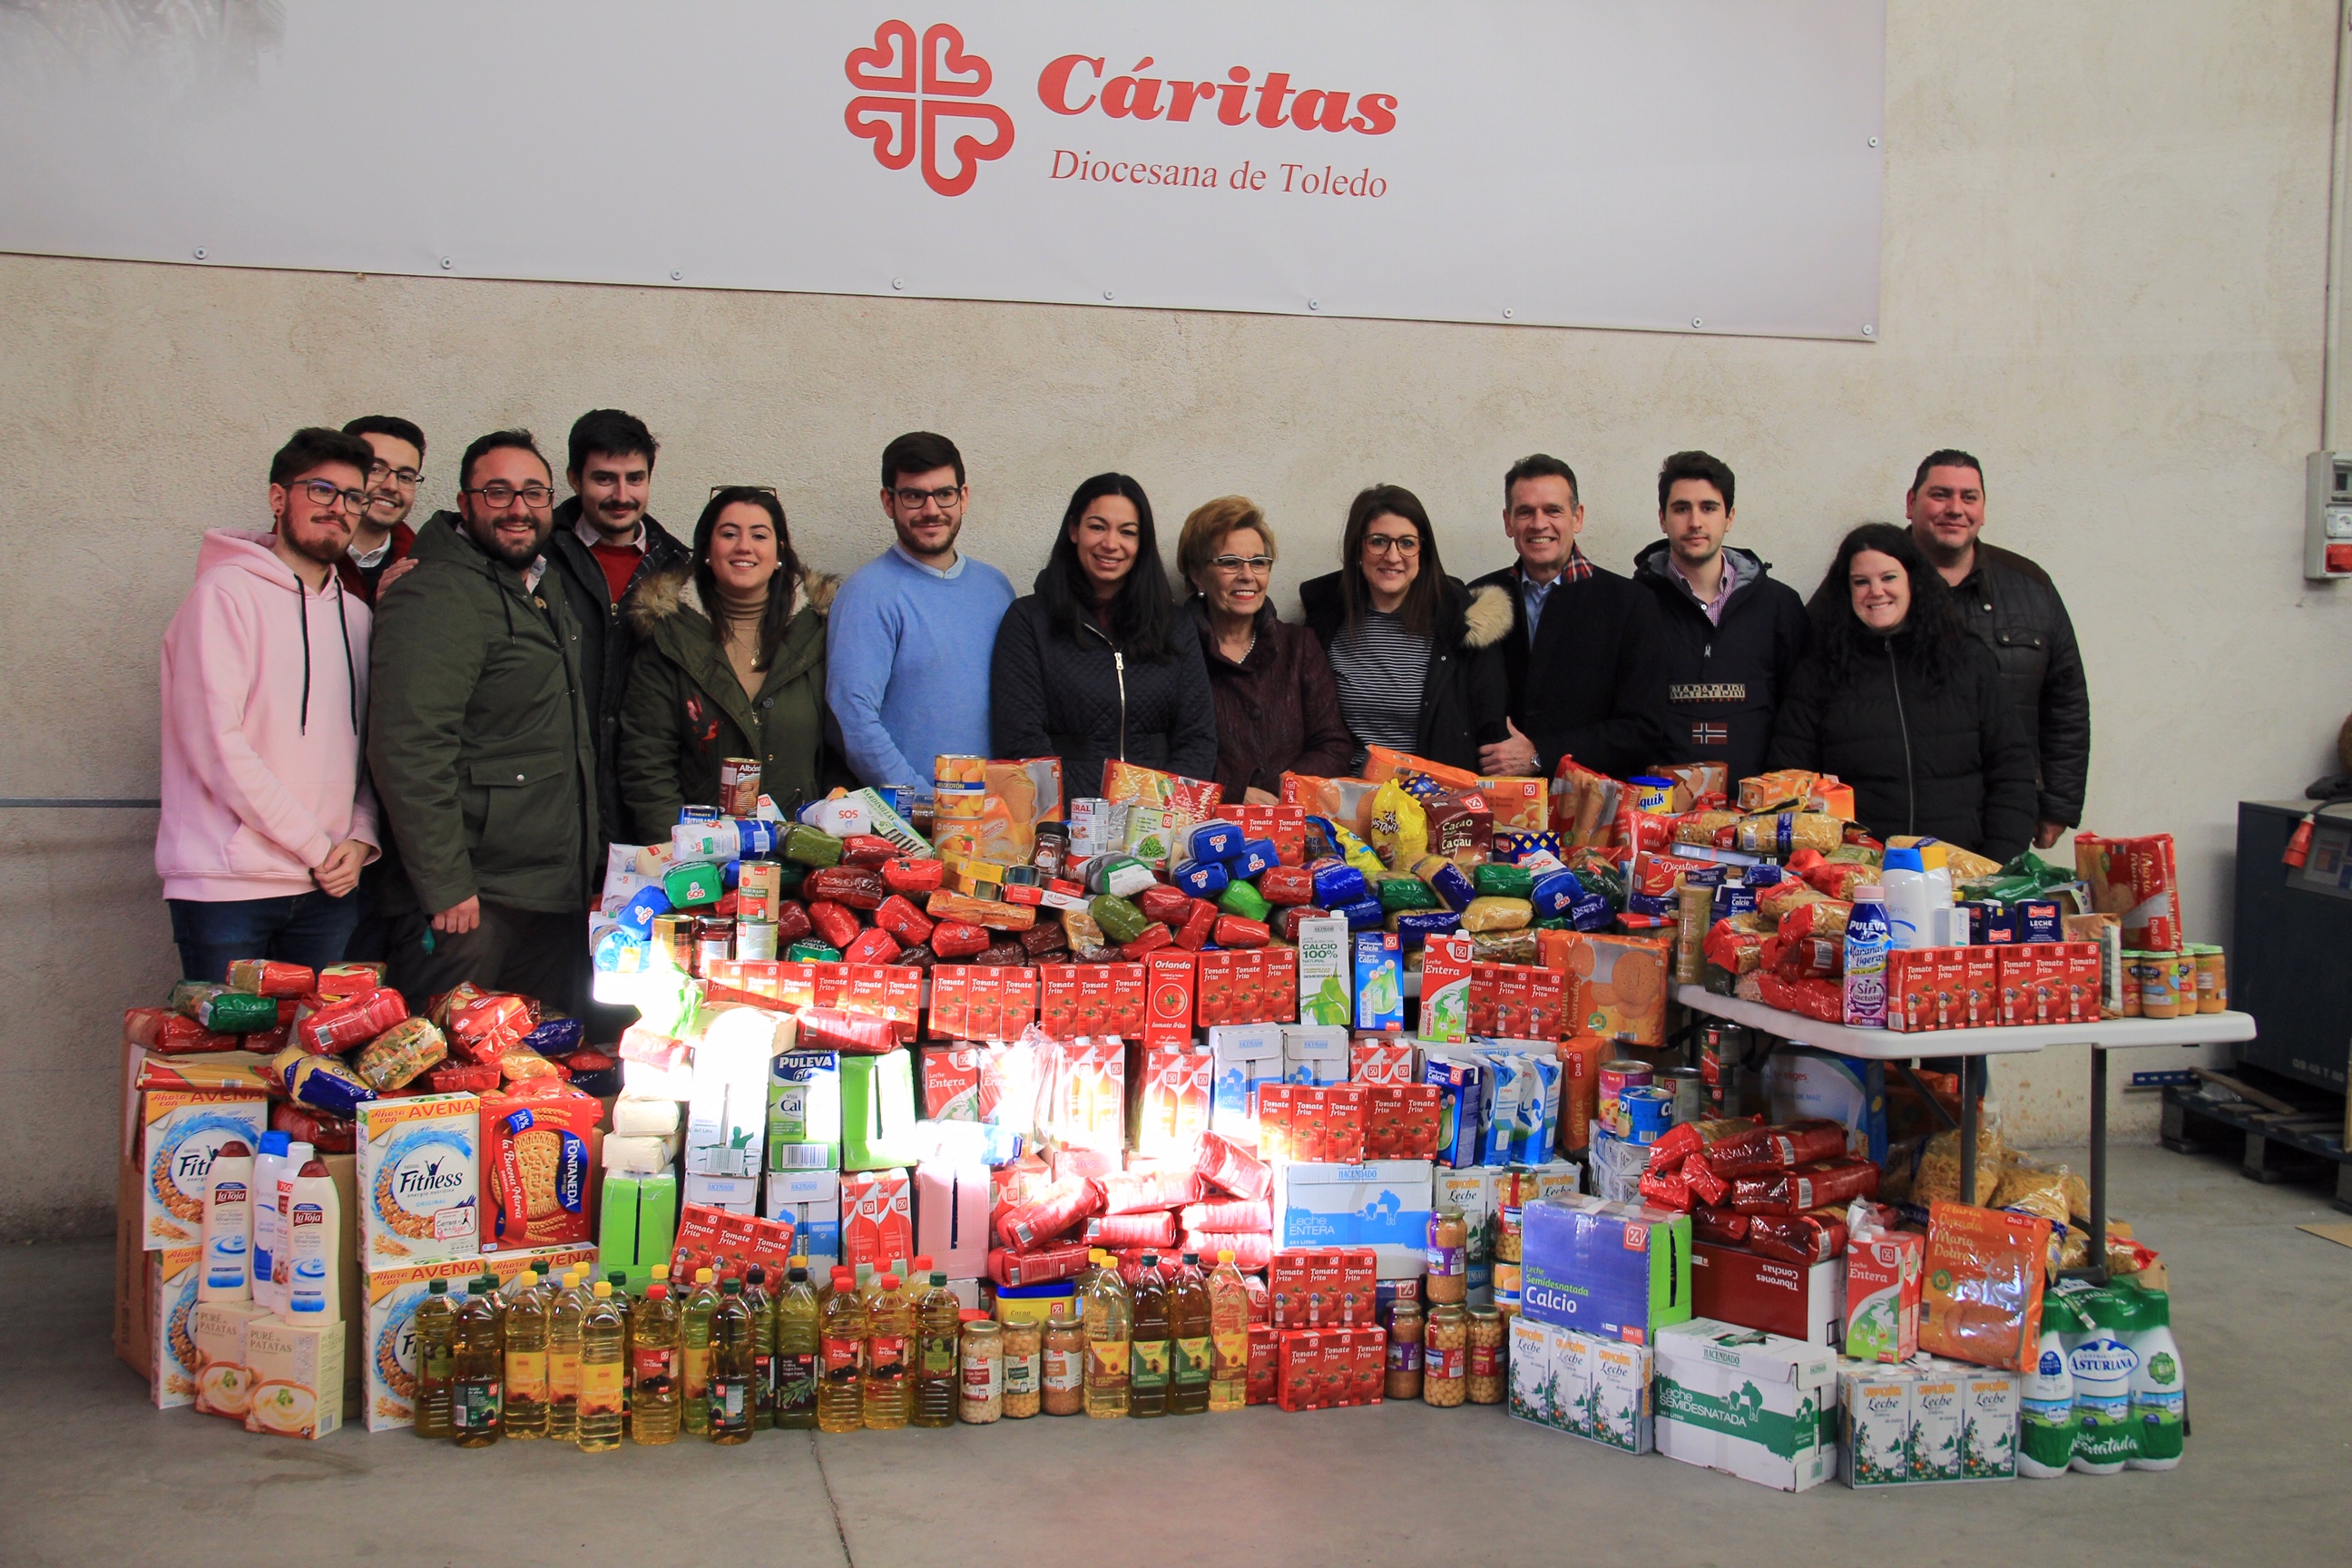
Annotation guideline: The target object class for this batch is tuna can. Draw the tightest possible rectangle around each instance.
[933,756,989,820]
[1628,775,1677,815]
[719,757,761,818]
[1659,1065,1705,1125]
[735,919,779,962]
[1622,1085,1676,1144]
[1596,1059,1653,1140]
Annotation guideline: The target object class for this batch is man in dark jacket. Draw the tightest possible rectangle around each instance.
[368,430,599,1015]
[1632,451,1810,789]
[546,409,690,849]
[1463,454,1664,779]
[1906,449,2089,848]
[336,415,425,605]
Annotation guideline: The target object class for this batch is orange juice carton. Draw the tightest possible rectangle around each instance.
[142,1090,270,1250]
[242,1317,346,1440]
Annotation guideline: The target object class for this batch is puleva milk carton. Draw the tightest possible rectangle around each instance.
[1294,916,1352,1027]
[355,1093,479,1268]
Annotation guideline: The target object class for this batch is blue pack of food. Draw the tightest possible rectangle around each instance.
[1226,838,1279,879]
[1310,858,1371,907]
[1390,908,1463,948]
[1531,867,1588,920]
[1334,896,1386,930]
[1170,858,1231,898]
[1183,820,1244,863]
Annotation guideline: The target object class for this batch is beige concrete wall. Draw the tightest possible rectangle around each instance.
[5,3,2347,1233]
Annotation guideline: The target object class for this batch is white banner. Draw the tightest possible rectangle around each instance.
[0,1,1884,339]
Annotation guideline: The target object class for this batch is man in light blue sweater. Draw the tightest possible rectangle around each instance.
[827,431,1016,797]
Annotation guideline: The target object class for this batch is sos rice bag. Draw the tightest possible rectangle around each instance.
[1387,909,1461,948]
[225,959,315,998]
[521,1017,584,1057]
[296,985,409,1055]
[1726,1156,1879,1216]
[1308,856,1371,909]
[1918,1200,2046,1372]
[352,1016,447,1091]
[1171,858,1231,899]
[1367,779,1430,870]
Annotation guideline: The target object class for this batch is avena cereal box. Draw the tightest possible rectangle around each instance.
[141,1090,269,1249]
[148,1246,203,1407]
[361,1243,595,1431]
[355,1093,480,1268]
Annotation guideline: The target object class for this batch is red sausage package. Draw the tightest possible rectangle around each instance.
[1726,1156,1880,1216]
[1700,1117,1851,1177]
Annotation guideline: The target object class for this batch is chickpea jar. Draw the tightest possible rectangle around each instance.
[1002,1316,1043,1418]
[1423,1304,1468,1407]
[958,1318,1004,1424]
[1041,1304,1086,1416]
[1426,1208,1469,1306]
[1386,1300,1425,1401]
[1465,1307,1505,1405]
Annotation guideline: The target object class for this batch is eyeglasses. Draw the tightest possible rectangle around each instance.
[1363,533,1421,555]
[893,485,962,511]
[463,482,555,508]
[710,485,779,499]
[367,460,422,486]
[1210,554,1274,573]
[289,478,368,513]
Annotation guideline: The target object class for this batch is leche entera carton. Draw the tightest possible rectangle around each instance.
[1270,1159,1434,1279]
[1843,1230,1924,1362]
[361,1243,597,1432]
[1653,1318,1839,1493]
[1508,1314,1654,1454]
[354,1093,480,1268]
[1519,1196,1693,1345]
[141,1090,270,1250]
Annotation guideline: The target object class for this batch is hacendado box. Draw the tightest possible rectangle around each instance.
[1691,1242,1846,1347]
[1652,1318,1840,1493]
[1270,1159,1434,1279]
[1519,1197,1692,1344]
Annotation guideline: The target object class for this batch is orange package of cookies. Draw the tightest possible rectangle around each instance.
[1538,929,1672,1047]
[479,1087,602,1249]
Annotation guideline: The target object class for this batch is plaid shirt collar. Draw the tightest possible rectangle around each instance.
[1516,545,1595,588]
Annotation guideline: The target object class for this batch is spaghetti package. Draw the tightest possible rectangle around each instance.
[446,993,533,1064]
[1754,971,1845,1024]
[2074,833,2182,951]
[1754,877,1831,923]
[1702,917,1769,975]
[480,1087,600,1250]
[1917,1200,2046,1372]
[1549,759,1623,849]
[1739,769,1819,812]
[352,1016,447,1092]
[1799,859,1877,902]
[995,1176,1102,1250]
[295,986,409,1056]
[224,959,315,998]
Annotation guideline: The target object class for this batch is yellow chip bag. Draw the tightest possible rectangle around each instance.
[1367,780,1429,871]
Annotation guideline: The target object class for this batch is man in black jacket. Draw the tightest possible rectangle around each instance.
[1906,449,2088,848]
[547,409,690,850]
[1464,454,1664,779]
[1631,451,1810,789]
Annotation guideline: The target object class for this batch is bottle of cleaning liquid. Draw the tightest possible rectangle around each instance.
[1843,886,1892,1027]
[1168,1252,1211,1416]
[1129,1253,1171,1418]
[269,1139,314,1309]
[249,1132,290,1314]
[708,1278,757,1444]
[2067,1287,2140,1474]
[681,1267,720,1435]
[818,1266,867,1434]
[282,1157,339,1324]
[503,1269,550,1439]
[2124,1284,2185,1470]
[744,1265,776,1430]
[912,1271,962,1427]
[200,1138,253,1302]
[632,1281,682,1445]
[450,1279,504,1447]
[2017,1287,2079,1478]
[862,1272,914,1429]
[1207,1250,1250,1414]
[775,1263,820,1430]
[1879,848,1930,950]
[1083,1252,1133,1418]
[576,1281,626,1452]
[547,1270,586,1443]
[412,1279,457,1439]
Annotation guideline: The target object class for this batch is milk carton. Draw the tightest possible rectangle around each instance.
[1964,1369,2022,1478]
[1588,1337,1655,1454]
[763,1170,842,1268]
[1208,1024,1286,1142]
[1294,916,1352,1026]
[767,1048,841,1171]
[1433,1166,1498,1294]
[242,1318,346,1440]
[1352,932,1403,1032]
[1418,935,1474,1043]
[1908,1362,1965,1481]
[1507,1318,1652,1453]
[354,1093,479,1269]
[1653,1318,1838,1492]
[141,1091,270,1250]
[1839,1361,1913,1486]
[1520,1198,1693,1345]
[1843,1230,1923,1362]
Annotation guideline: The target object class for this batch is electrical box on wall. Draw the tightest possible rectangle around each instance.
[2306,452,2352,580]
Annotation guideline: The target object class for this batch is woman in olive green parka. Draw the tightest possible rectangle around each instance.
[617,486,843,843]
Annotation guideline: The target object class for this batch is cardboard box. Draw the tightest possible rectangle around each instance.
[763,1170,841,1268]
[1691,1242,1846,1346]
[915,1161,991,1279]
[360,1243,596,1432]
[354,1093,480,1269]
[1349,1036,1418,1085]
[191,1298,275,1420]
[242,1318,346,1440]
[840,1168,914,1269]
[1294,916,1352,1027]
[683,1172,760,1212]
[598,1171,679,1290]
[1418,935,1475,1043]
[1520,1197,1692,1345]
[1653,1318,1838,1492]
[1280,1024,1349,1087]
[840,1049,920,1171]
[1508,1316,1654,1452]
[1269,1160,1433,1279]
[144,1247,203,1407]
[1209,1024,1286,1142]
[140,1090,270,1250]
[1843,1231,1923,1363]
[767,1047,841,1171]
[1352,932,1404,1032]
[1422,1052,1487,1169]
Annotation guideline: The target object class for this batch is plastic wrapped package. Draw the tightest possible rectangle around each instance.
[1095,1166,1205,1214]
[1736,812,1846,857]
[446,993,532,1064]
[351,1016,447,1091]
[1698,1118,1849,1177]
[1739,769,1820,812]
[270,1101,355,1154]
[1087,1211,1179,1249]
[224,959,315,998]
[520,1017,584,1057]
[1916,1118,2005,1206]
[295,986,409,1056]
[842,927,902,965]
[796,1007,901,1056]
[1218,879,1273,923]
[273,1045,377,1118]
[804,865,887,910]
[1726,1157,1879,1216]
[1191,1130,1273,1201]
[1468,930,1539,965]
[1917,1200,2046,1372]
[995,1176,1104,1250]
[1377,872,1441,912]
[122,1007,240,1055]
[1458,896,1533,933]
[1754,877,1831,923]
[1367,779,1430,869]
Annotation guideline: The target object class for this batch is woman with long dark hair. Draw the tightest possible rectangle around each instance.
[1766,523,2036,859]
[1300,484,1513,773]
[990,473,1219,794]
[617,485,841,838]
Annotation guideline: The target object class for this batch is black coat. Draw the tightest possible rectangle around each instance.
[1459,561,1665,779]
[1298,572,1514,774]
[990,588,1220,797]
[546,500,691,848]
[1948,543,2090,829]
[1632,542,1812,789]
[1765,628,2039,862]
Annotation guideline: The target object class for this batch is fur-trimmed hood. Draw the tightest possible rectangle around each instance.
[625,564,839,635]
[1458,582,1514,651]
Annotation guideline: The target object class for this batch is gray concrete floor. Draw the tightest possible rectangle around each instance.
[4,1141,2347,1568]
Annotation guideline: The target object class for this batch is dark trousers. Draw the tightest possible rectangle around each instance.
[168,891,360,984]
[341,858,394,964]
[382,901,586,1019]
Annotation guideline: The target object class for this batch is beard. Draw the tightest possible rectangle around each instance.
[466,510,550,569]
[895,514,962,558]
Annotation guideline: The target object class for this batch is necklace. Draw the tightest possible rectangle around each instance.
[1223,625,1257,664]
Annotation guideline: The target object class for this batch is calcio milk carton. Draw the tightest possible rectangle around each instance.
[1844,1231,1923,1363]
[355,1093,480,1268]
[142,1091,270,1249]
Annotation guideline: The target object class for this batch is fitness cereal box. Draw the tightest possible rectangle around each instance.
[141,1090,269,1250]
[355,1093,480,1268]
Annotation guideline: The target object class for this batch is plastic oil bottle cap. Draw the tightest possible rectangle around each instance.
[878,1274,899,1289]
[931,1272,947,1286]
[647,1283,668,1300]
[593,1281,612,1298]
[697,1268,715,1285]
[428,1279,448,1296]
[652,1263,671,1281]
[722,1278,741,1295]
[1219,1250,1235,1265]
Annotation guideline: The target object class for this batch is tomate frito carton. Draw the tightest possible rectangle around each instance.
[355,1093,479,1268]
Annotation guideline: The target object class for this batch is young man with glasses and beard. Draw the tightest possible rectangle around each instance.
[336,415,426,604]
[156,427,381,980]
[826,431,1015,799]
[367,430,600,1016]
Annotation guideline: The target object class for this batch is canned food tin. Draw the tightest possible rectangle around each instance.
[2169,951,2199,1019]
[1659,1065,1705,1126]
[736,919,778,962]
[719,758,761,818]
[737,860,782,924]
[1627,775,1677,815]
[1622,1085,1676,1144]
[933,756,989,820]
[652,914,694,974]
[1596,1059,1653,1140]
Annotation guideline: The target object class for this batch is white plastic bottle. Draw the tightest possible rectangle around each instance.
[1916,839,1955,911]
[200,1137,254,1302]
[282,1156,342,1324]
[2124,1287,2184,1470]
[1880,847,1931,950]
[270,1139,315,1309]
[250,1131,292,1313]
[1843,886,1892,1027]
[2016,1288,2078,1478]
[2066,1289,2139,1474]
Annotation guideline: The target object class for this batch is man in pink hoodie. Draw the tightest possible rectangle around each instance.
[157,427,383,981]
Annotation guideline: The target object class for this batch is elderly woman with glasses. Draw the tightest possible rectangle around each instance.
[1176,496,1354,803]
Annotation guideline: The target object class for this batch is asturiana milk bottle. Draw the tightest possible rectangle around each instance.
[2066,1289,2139,1474]
[2017,1287,2080,1478]
[2125,1285,2185,1470]
[200,1138,254,1303]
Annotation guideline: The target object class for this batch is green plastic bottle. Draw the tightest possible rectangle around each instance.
[575,1281,625,1452]
[708,1278,757,1444]
[774,1264,821,1430]
[681,1267,720,1435]
[1129,1253,1171,1418]
[411,1279,456,1439]
[912,1271,962,1427]
[745,1266,777,1429]
[632,1282,682,1445]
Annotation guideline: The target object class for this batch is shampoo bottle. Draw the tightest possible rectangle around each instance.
[283,1156,341,1324]
[199,1138,254,1302]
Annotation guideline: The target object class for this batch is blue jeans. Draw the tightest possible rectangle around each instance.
[168,890,362,984]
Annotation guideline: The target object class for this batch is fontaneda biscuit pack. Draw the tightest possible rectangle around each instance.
[482,1090,602,1250]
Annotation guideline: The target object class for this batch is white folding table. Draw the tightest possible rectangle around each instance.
[1673,985,2256,1274]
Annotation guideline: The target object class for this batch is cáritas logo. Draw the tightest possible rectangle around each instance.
[1040,56,1396,134]
[845,20,1015,197]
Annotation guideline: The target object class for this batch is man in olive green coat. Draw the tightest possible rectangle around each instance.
[368,430,599,1014]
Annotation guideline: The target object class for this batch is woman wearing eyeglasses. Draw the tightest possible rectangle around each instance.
[1177,496,1353,803]
[616,486,843,839]
[991,473,1220,797]
[1300,485,1513,773]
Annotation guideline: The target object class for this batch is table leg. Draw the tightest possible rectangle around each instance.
[2089,1044,2108,1279]
[1959,1056,1979,1205]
